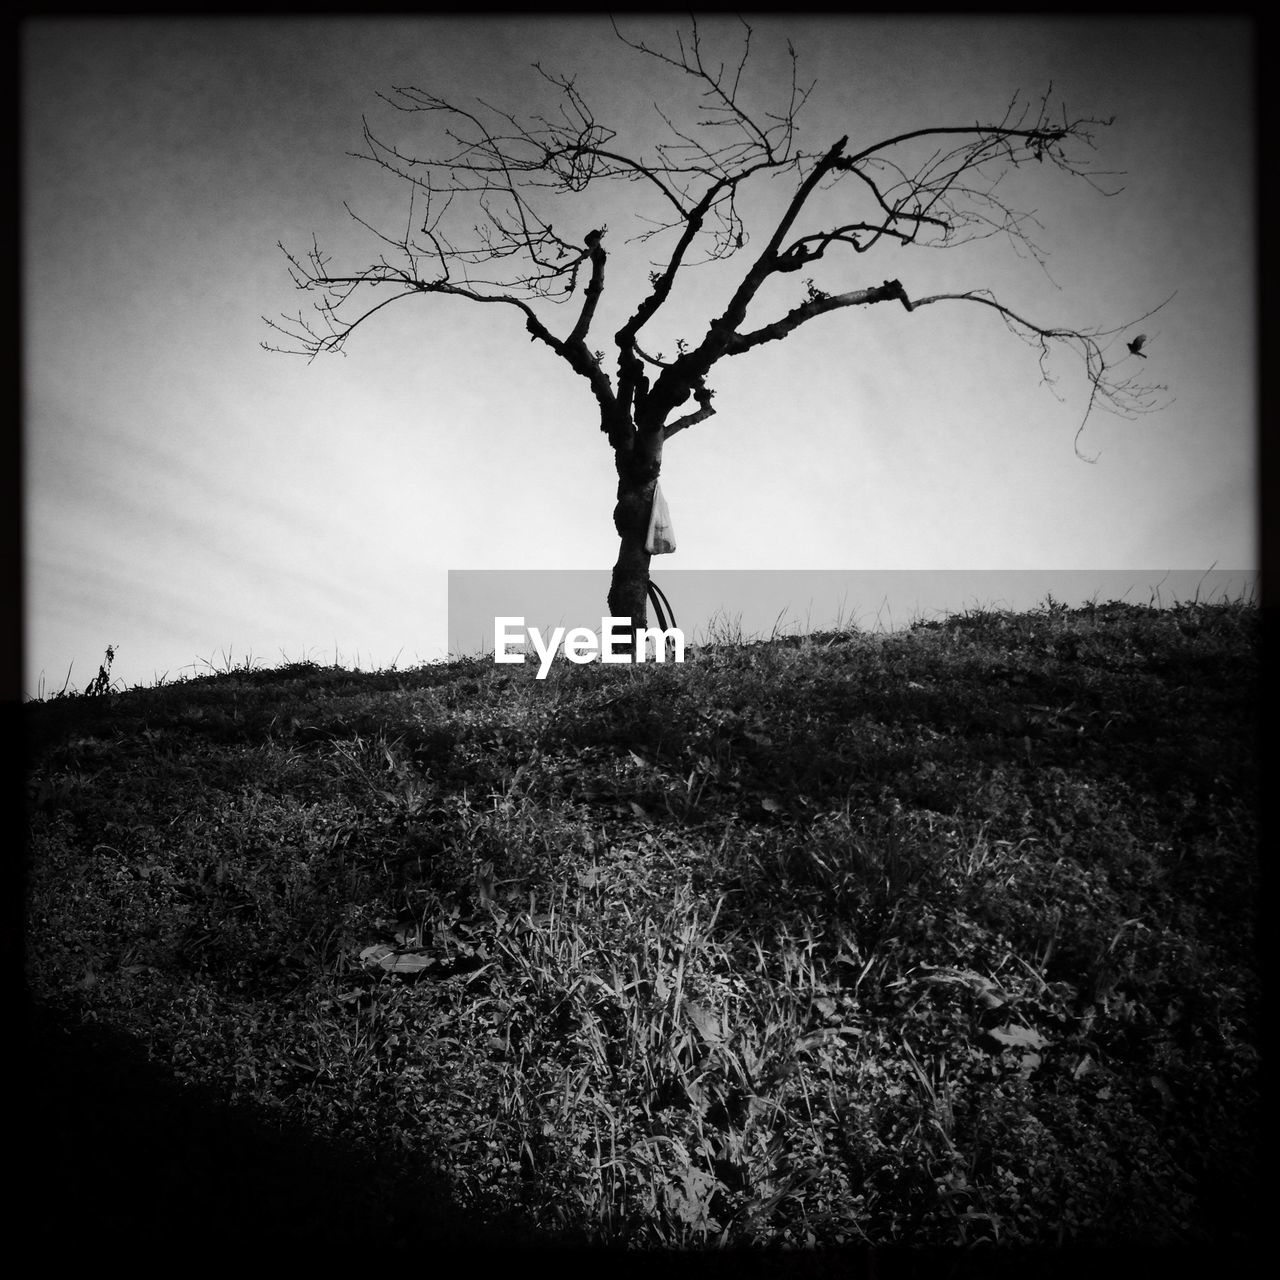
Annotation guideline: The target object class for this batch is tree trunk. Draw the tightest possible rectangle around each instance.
[606,426,664,656]
[607,522,651,656]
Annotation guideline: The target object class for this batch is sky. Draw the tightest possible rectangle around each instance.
[21,15,1257,696]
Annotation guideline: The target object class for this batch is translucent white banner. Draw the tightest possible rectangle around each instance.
[447,569,1257,658]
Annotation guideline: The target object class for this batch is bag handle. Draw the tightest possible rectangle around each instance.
[646,578,675,633]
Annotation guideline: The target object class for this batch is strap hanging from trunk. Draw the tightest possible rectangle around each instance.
[646,578,675,632]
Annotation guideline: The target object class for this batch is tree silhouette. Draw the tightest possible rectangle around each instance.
[264,18,1168,644]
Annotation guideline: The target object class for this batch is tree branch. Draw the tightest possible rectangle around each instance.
[568,237,607,345]
[663,382,716,439]
[900,287,1173,458]
[267,24,1166,459]
[721,278,914,355]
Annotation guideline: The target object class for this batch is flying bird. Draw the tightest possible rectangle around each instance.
[1127,334,1149,358]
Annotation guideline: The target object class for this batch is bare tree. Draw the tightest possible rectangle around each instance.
[264,18,1169,644]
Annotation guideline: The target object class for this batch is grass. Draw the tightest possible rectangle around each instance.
[21,597,1259,1268]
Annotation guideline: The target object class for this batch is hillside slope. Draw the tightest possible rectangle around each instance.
[22,600,1259,1262]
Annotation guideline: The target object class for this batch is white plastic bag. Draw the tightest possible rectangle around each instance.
[645,481,677,555]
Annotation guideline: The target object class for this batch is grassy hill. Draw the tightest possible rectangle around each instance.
[21,598,1259,1268]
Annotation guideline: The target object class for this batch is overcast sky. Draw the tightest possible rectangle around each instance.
[21,15,1256,695]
